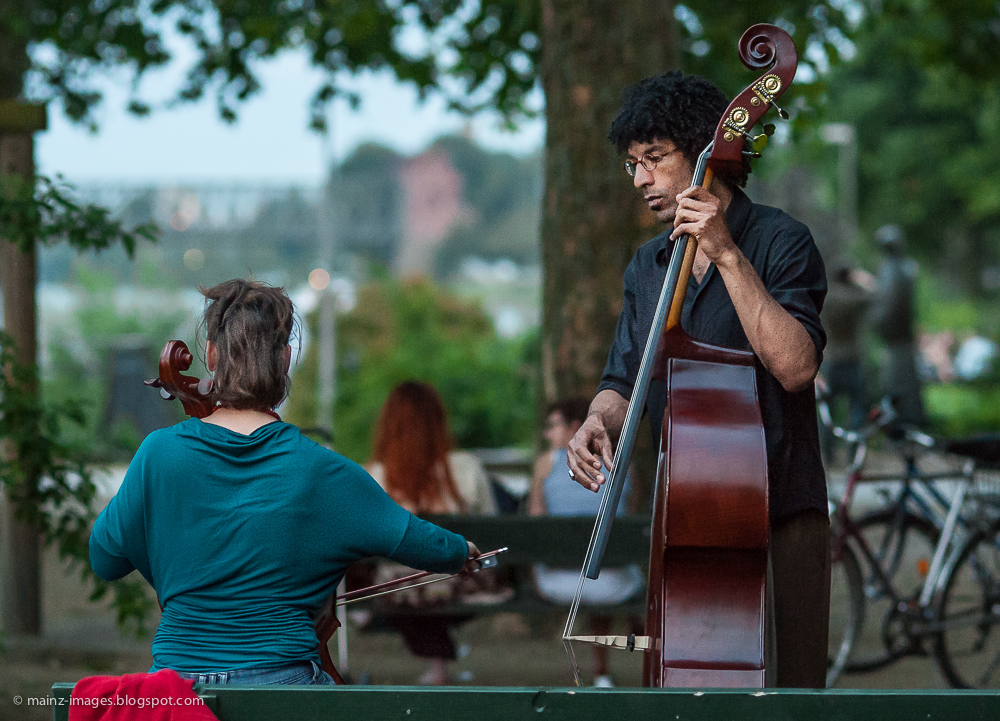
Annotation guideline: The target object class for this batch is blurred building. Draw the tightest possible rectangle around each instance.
[395,149,473,276]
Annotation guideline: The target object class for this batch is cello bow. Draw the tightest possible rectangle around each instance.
[562,24,797,688]
[312,547,507,682]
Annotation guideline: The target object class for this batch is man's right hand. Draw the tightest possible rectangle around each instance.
[566,414,615,492]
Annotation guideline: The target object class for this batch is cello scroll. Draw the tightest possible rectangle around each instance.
[143,340,215,418]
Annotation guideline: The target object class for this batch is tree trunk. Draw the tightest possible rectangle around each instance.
[0,7,42,635]
[539,0,679,403]
[0,133,40,635]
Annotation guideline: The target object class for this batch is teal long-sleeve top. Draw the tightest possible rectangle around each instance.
[89,418,468,672]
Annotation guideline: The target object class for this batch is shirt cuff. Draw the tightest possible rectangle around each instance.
[596,379,634,402]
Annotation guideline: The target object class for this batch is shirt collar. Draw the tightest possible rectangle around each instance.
[654,186,753,265]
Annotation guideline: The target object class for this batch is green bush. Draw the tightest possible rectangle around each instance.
[287,277,538,463]
[925,382,1000,437]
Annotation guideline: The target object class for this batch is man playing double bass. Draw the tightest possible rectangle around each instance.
[567,71,829,688]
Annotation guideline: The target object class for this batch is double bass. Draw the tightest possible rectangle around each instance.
[563,24,797,688]
[144,340,505,684]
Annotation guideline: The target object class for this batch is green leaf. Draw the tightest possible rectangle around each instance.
[0,175,160,257]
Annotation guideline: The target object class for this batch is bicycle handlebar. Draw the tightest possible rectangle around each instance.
[815,388,938,451]
[816,390,898,444]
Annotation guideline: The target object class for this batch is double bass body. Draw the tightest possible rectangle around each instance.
[644,325,770,687]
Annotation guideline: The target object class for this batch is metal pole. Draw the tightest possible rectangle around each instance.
[315,100,346,672]
[317,291,336,435]
[839,127,858,250]
[820,123,858,255]
[315,98,338,437]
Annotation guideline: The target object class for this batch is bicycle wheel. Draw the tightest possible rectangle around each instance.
[934,525,1000,688]
[845,509,939,672]
[828,534,864,687]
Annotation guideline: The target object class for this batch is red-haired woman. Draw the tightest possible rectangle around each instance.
[367,381,497,684]
[89,280,480,685]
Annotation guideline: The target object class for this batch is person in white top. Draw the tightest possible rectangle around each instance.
[529,397,643,688]
[367,381,497,684]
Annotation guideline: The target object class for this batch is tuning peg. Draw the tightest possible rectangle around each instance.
[773,103,789,120]
[742,150,762,158]
[762,123,776,137]
[752,133,769,152]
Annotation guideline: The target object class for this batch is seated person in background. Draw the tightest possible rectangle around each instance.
[367,381,497,685]
[529,397,644,688]
[89,280,479,686]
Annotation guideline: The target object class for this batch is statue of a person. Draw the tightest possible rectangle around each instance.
[820,258,874,455]
[870,224,925,426]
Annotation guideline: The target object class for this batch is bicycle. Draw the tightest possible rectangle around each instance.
[819,392,982,686]
[929,434,1000,688]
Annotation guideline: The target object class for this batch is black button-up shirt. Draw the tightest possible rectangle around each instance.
[598,188,828,520]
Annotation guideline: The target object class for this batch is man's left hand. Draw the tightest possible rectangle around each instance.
[671,186,735,264]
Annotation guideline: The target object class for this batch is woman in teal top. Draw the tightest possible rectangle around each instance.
[89,279,477,685]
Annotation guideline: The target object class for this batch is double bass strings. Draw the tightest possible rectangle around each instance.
[560,145,714,684]
[582,143,712,581]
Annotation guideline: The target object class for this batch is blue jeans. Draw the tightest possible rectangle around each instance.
[150,660,336,686]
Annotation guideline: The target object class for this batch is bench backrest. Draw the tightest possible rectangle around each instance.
[422,515,651,567]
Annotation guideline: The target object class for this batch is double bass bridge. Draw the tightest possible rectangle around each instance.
[564,634,658,652]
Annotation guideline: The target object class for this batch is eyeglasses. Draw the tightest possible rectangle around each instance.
[624,149,675,177]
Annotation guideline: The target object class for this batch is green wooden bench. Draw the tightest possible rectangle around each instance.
[48,683,1000,721]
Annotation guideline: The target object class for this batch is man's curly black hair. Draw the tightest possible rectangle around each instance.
[608,71,751,188]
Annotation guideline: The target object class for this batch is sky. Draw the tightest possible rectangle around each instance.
[34,49,545,186]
